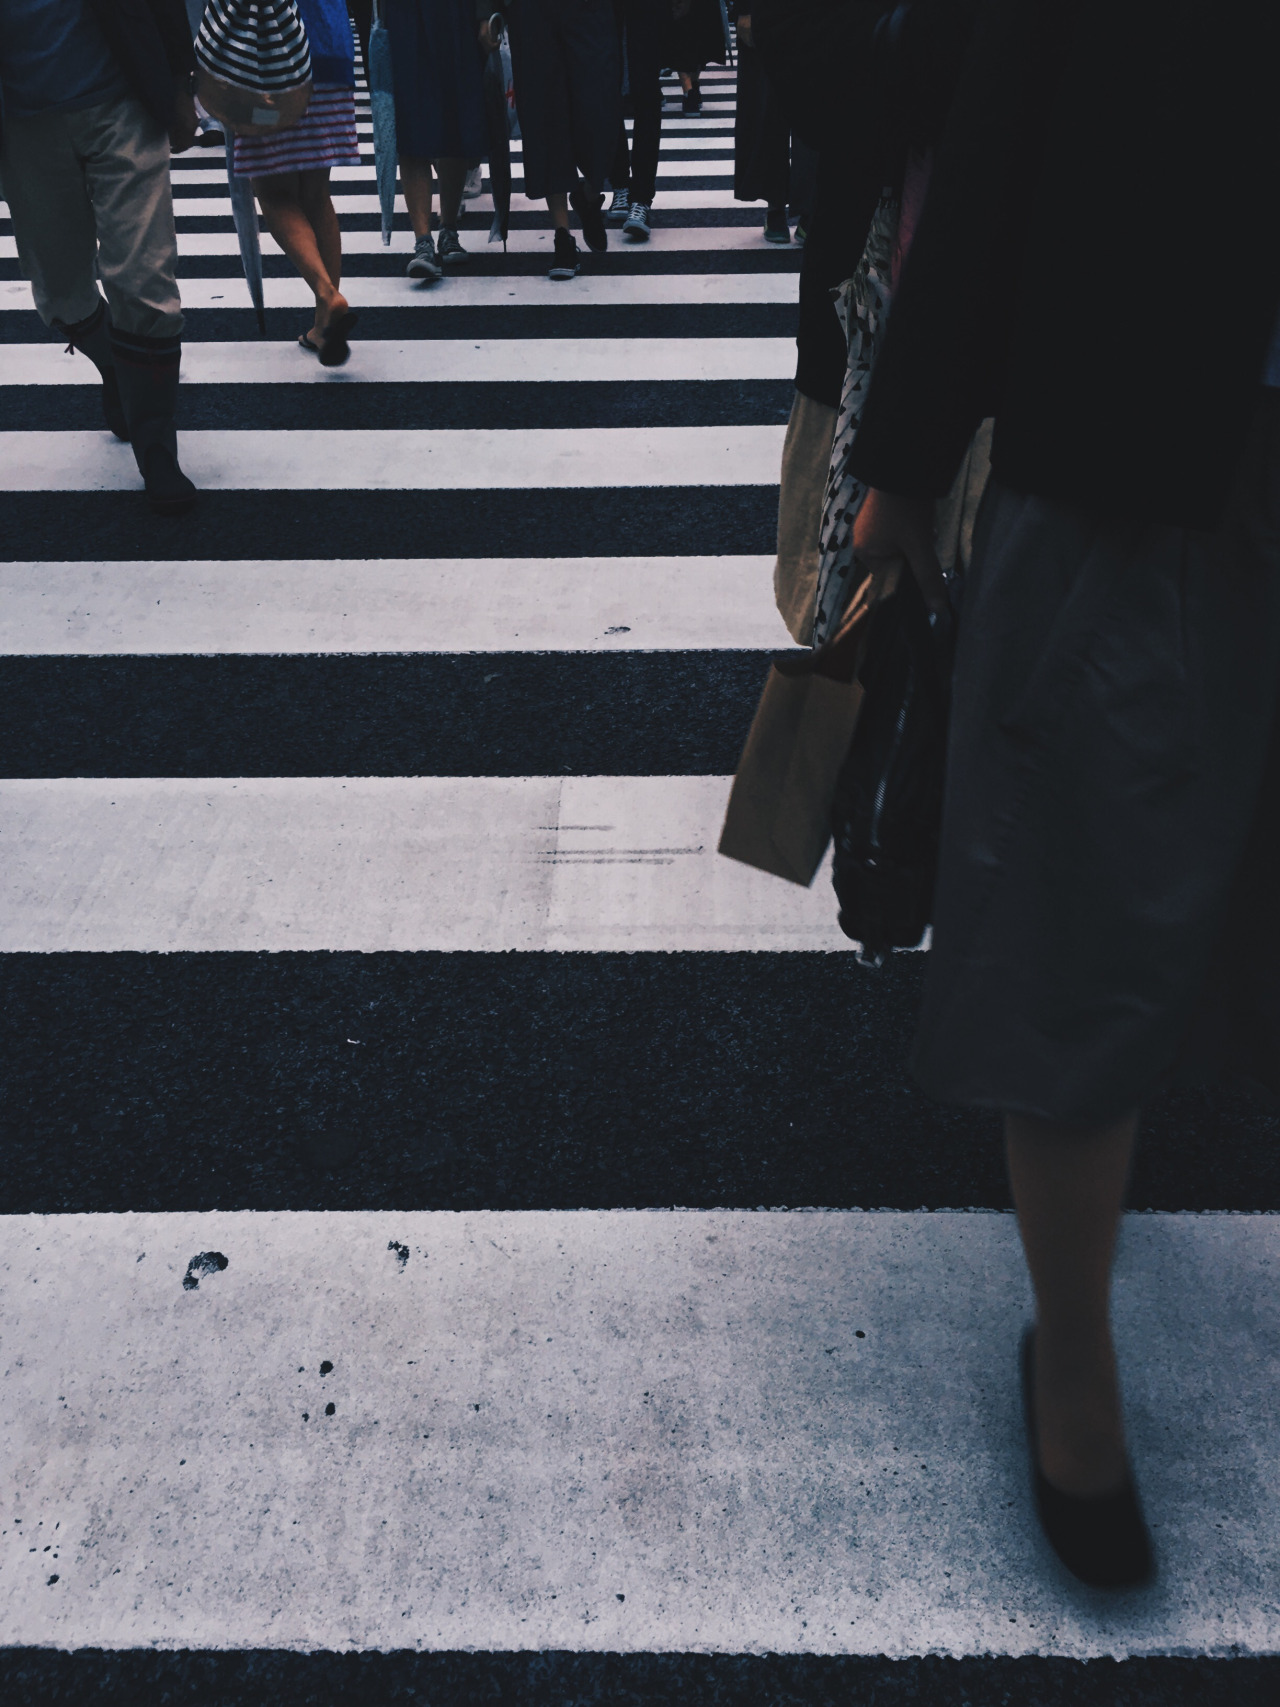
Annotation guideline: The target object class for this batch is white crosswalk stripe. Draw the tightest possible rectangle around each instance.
[0,554,786,653]
[4,1207,1277,1656]
[2,425,786,491]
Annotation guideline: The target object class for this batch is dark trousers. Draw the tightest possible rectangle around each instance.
[609,0,664,205]
[733,38,789,207]
[507,0,621,200]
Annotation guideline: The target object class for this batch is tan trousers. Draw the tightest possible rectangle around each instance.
[774,390,838,645]
[0,92,182,338]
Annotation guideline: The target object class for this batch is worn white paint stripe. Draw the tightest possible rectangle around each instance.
[163,158,738,187]
[153,189,752,219]
[1,273,796,316]
[0,424,785,493]
[0,556,788,655]
[3,337,795,387]
[2,1208,1276,1656]
[0,775,851,953]
[0,226,796,262]
[2,189,765,241]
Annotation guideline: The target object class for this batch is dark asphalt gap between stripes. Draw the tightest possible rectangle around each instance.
[1,953,1274,1216]
[0,380,795,433]
[0,653,771,777]
[0,304,799,343]
[0,1650,1275,1707]
[1,486,779,562]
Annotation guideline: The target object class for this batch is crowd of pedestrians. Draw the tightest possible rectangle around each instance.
[4,0,1279,1610]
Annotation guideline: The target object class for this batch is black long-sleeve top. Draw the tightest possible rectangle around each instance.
[847,0,1280,530]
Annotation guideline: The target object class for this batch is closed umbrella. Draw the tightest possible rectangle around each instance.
[368,5,398,246]
[224,133,267,333]
[484,32,516,246]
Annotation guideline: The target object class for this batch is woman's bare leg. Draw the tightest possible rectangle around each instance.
[298,168,342,294]
[433,157,467,229]
[401,154,435,238]
[1005,1110,1139,1497]
[252,171,348,343]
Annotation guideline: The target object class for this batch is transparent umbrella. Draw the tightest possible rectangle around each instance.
[484,31,516,246]
[368,6,398,245]
[224,133,266,333]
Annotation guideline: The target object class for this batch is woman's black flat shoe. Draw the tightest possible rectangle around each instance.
[1020,1328,1155,1589]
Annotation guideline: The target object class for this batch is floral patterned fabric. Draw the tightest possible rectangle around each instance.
[810,191,899,647]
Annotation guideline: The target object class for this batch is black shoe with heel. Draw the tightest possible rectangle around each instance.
[1020,1328,1155,1588]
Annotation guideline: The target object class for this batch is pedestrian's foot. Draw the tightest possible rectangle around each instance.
[1021,1330,1153,1588]
[316,307,357,368]
[437,226,469,267]
[606,187,631,224]
[682,85,702,115]
[622,200,652,241]
[764,206,791,243]
[143,445,197,516]
[548,226,581,280]
[407,232,443,281]
[1030,1327,1129,1498]
[570,183,608,252]
[298,329,323,354]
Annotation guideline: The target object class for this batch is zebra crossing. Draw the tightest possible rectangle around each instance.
[2,62,1279,1707]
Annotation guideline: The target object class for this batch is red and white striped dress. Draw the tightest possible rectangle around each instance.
[232,84,360,178]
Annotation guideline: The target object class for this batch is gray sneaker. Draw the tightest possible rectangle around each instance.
[606,187,630,224]
[622,200,652,241]
[437,227,469,267]
[407,233,442,281]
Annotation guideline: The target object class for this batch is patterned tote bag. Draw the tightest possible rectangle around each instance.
[810,191,900,647]
[196,0,313,135]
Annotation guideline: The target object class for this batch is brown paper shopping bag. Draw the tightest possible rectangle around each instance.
[719,565,894,886]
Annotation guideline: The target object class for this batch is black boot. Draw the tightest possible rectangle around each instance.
[111,328,197,515]
[53,299,129,441]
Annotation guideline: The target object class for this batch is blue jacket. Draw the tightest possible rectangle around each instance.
[295,0,355,87]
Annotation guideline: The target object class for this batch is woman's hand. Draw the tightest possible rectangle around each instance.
[852,488,948,615]
[479,13,503,52]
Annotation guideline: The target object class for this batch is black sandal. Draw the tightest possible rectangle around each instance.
[318,309,357,368]
[298,330,322,355]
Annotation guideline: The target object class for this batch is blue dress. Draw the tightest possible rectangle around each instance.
[384,0,488,160]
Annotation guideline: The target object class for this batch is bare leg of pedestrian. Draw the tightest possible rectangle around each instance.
[300,168,344,303]
[253,168,351,358]
[1004,1112,1137,1496]
[402,155,470,275]
[433,157,469,264]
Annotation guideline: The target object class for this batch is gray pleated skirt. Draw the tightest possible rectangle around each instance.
[912,394,1280,1124]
